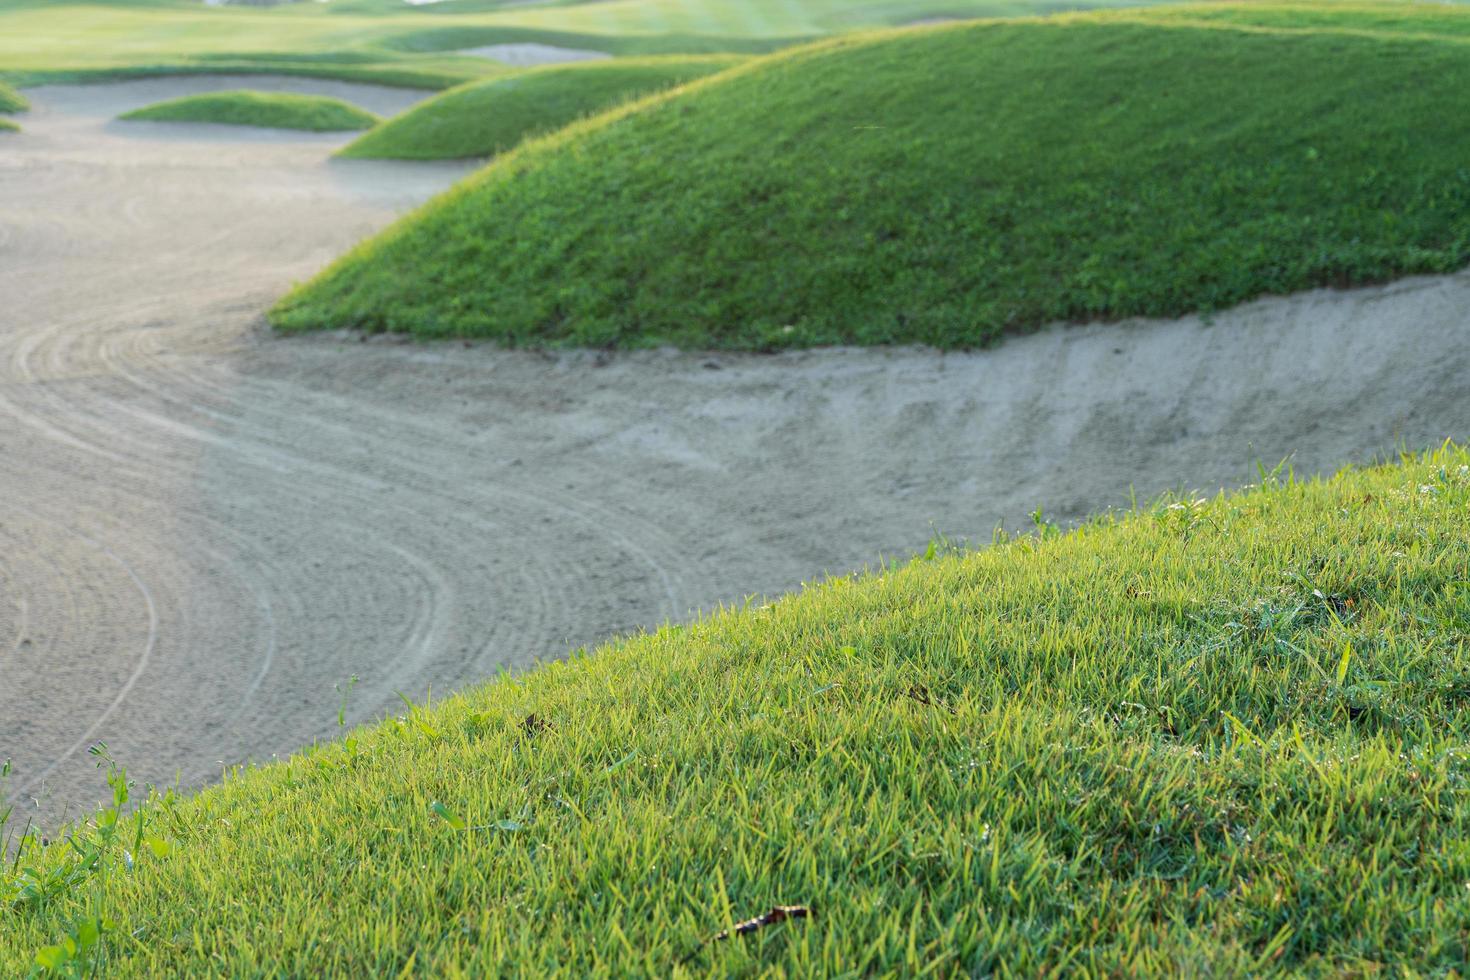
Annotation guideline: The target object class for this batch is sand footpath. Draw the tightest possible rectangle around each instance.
[1,75,1466,825]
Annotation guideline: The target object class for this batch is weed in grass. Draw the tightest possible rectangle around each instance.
[395,690,441,739]
[335,674,359,730]
[5,746,176,976]
[32,913,112,978]
[332,674,364,763]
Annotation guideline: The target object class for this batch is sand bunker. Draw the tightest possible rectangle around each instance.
[2,76,1467,826]
[459,43,612,67]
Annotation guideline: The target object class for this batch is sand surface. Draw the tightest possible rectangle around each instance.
[3,76,1468,825]
[459,43,612,66]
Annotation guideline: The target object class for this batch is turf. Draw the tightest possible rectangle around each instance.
[1108,0,1470,40]
[270,11,1470,348]
[0,80,26,114]
[120,90,380,132]
[341,55,744,160]
[4,446,1470,974]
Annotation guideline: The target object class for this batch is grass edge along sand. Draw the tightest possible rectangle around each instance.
[272,9,1470,349]
[5,444,1470,973]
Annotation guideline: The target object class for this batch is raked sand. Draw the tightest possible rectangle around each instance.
[1,74,1466,825]
[459,43,611,66]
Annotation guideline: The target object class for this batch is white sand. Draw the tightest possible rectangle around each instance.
[459,43,612,67]
[2,76,1467,824]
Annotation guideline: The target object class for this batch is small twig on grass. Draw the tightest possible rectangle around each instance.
[683,905,814,962]
[903,685,954,714]
[712,905,812,942]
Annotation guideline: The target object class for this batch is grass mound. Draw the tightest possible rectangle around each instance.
[120,90,379,132]
[0,80,26,114]
[341,55,743,160]
[275,11,1470,348]
[5,446,1470,973]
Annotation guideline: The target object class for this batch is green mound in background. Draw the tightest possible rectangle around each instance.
[0,0,1168,89]
[274,9,1470,348]
[341,55,744,160]
[5,446,1470,973]
[0,80,27,114]
[120,90,379,132]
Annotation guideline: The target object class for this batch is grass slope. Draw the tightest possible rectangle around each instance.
[120,90,379,131]
[271,13,1470,347]
[4,446,1470,973]
[341,55,743,160]
[0,80,26,113]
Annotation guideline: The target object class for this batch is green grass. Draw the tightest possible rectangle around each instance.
[0,80,26,114]
[1107,0,1470,40]
[341,55,744,160]
[0,0,1169,89]
[0,118,17,134]
[120,90,380,132]
[270,9,1470,348]
[5,445,1470,973]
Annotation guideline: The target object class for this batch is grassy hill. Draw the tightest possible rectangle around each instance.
[0,80,26,113]
[271,11,1470,348]
[4,445,1470,973]
[341,55,743,160]
[120,91,380,131]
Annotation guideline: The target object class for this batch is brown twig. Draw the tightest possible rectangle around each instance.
[683,905,813,962]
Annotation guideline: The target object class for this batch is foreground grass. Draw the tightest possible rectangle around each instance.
[341,55,743,160]
[272,9,1470,348]
[5,446,1470,973]
[120,91,379,132]
[0,80,26,114]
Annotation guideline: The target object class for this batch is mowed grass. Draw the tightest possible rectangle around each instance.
[0,0,1159,89]
[341,55,744,160]
[5,447,1470,973]
[1109,0,1470,40]
[271,10,1470,348]
[120,91,380,132]
[0,80,26,113]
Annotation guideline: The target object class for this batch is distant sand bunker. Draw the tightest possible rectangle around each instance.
[460,43,612,67]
